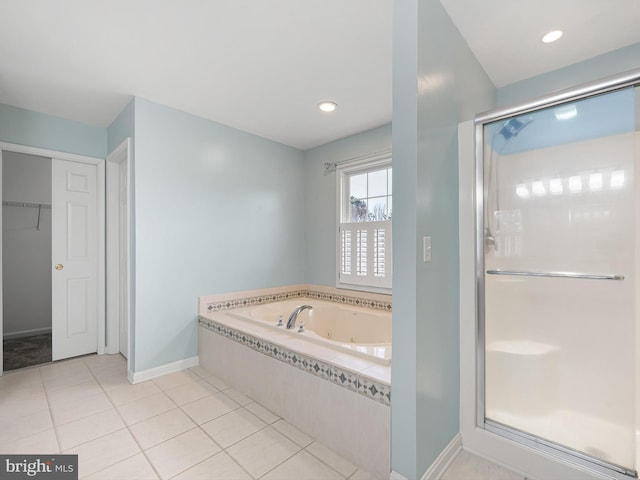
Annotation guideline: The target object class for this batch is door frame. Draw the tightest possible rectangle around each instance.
[105,138,131,359]
[0,142,105,375]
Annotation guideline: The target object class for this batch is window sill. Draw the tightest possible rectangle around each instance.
[336,282,392,296]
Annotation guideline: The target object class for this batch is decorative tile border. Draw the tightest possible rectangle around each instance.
[205,289,308,313]
[199,317,391,406]
[205,288,392,313]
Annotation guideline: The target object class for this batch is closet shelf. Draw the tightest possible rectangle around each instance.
[2,200,51,209]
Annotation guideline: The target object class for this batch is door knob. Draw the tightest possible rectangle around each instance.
[55,264,64,270]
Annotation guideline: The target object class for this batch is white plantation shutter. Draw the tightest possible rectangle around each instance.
[339,220,392,288]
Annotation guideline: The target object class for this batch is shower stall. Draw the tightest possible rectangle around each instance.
[471,70,640,479]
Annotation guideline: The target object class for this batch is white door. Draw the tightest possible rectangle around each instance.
[52,159,98,360]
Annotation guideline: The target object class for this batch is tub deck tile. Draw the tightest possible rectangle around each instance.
[198,317,391,406]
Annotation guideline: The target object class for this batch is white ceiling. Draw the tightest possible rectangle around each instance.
[1,1,639,150]
[440,0,640,88]
[0,0,393,150]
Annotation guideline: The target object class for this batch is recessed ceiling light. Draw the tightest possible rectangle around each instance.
[542,30,563,43]
[318,101,338,112]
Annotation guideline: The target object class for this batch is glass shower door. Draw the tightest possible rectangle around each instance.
[481,86,638,476]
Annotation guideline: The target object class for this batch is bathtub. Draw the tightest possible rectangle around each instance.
[198,288,391,478]
[226,298,392,364]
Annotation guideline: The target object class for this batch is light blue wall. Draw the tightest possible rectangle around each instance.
[303,124,391,286]
[132,98,306,371]
[392,1,496,478]
[0,103,107,158]
[391,0,419,475]
[498,42,640,107]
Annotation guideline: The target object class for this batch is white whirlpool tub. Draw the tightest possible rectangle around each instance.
[198,291,391,479]
[226,298,392,364]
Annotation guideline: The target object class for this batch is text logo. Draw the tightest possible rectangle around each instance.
[0,455,77,480]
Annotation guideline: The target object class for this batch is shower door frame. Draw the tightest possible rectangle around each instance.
[461,67,640,480]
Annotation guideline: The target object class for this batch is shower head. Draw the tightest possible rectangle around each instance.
[498,117,533,140]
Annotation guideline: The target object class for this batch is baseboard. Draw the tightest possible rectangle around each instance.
[421,433,463,480]
[390,471,409,480]
[129,356,199,384]
[3,327,52,340]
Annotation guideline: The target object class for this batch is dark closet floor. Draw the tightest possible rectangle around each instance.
[3,333,52,371]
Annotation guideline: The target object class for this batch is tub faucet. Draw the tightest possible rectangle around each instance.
[286,305,313,329]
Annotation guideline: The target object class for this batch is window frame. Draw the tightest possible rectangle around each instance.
[335,151,392,294]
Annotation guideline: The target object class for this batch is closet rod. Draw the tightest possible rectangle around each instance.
[2,200,51,209]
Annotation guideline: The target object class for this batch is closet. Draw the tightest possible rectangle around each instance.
[2,152,52,370]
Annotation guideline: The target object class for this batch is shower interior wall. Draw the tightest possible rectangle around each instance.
[484,129,637,470]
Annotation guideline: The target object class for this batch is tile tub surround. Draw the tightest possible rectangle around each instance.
[198,285,392,477]
[198,286,391,400]
[199,325,391,480]
[198,284,392,314]
[199,316,390,405]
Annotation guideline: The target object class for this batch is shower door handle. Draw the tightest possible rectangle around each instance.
[486,269,624,281]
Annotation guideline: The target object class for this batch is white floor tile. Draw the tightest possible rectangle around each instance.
[0,365,384,480]
[0,367,42,390]
[47,379,103,406]
[65,428,140,478]
[188,366,214,379]
[116,392,176,425]
[106,381,161,406]
[201,374,229,391]
[83,353,126,371]
[152,371,198,391]
[180,392,240,425]
[172,451,251,480]
[41,362,94,391]
[226,426,300,478]
[306,441,358,478]
[39,358,88,379]
[129,408,196,450]
[0,427,59,454]
[56,409,125,450]
[201,408,266,448]
[84,453,158,480]
[144,428,221,480]
[0,376,44,400]
[0,389,49,418]
[261,450,344,480]
[163,379,216,406]
[272,419,313,447]
[92,368,131,391]
[222,387,252,406]
[441,451,525,480]
[0,409,53,444]
[349,468,380,480]
[50,392,113,426]
[244,401,280,424]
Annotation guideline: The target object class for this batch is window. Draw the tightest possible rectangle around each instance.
[337,154,392,291]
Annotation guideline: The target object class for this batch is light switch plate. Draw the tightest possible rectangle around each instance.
[423,236,431,262]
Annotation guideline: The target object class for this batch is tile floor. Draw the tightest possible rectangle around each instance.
[441,451,526,480]
[0,354,380,480]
